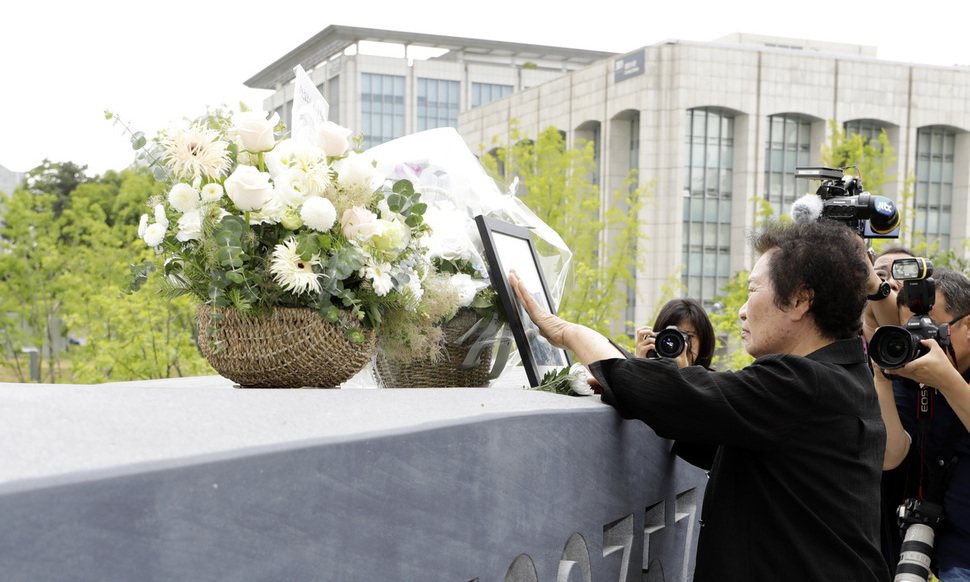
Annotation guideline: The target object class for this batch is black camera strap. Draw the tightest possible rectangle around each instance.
[914,357,965,506]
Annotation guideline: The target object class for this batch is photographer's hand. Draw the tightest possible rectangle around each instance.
[872,364,911,470]
[508,270,623,365]
[634,326,655,358]
[895,339,970,433]
[892,339,962,389]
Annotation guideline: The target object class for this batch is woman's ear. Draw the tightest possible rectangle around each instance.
[789,286,814,320]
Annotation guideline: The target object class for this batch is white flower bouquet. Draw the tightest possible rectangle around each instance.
[364,128,573,386]
[132,109,428,339]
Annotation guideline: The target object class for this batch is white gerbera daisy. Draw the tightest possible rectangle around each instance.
[168,183,200,213]
[300,196,337,232]
[163,123,232,181]
[364,262,394,297]
[270,238,321,295]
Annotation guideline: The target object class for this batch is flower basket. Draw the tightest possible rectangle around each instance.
[374,308,493,388]
[197,304,376,388]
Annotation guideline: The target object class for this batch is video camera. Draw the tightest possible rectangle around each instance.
[792,166,900,238]
[894,498,943,581]
[869,258,950,369]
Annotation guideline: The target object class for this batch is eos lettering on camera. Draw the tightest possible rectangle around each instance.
[793,166,900,238]
[648,326,689,360]
[869,258,950,370]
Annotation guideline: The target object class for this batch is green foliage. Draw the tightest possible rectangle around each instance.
[0,163,213,383]
[481,124,649,349]
[709,270,754,370]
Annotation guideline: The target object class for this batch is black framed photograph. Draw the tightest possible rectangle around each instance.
[475,215,571,387]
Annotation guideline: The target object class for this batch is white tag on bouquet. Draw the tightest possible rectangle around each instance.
[291,65,330,146]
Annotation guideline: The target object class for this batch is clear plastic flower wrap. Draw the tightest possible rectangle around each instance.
[365,127,573,384]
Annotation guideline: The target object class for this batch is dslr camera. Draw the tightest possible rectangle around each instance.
[793,166,900,238]
[869,258,950,370]
[647,326,690,359]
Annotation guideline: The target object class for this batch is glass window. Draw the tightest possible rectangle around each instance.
[914,126,956,251]
[764,114,811,219]
[361,73,406,148]
[417,78,460,131]
[470,82,513,108]
[683,108,734,304]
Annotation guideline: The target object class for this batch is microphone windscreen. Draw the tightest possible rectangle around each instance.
[790,194,823,224]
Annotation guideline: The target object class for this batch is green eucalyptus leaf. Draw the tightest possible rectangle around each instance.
[405,215,421,228]
[411,202,427,215]
[391,179,414,196]
[387,193,404,212]
[130,131,147,150]
[226,271,245,284]
[296,234,319,260]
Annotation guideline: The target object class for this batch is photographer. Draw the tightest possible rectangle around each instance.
[509,220,889,581]
[877,269,970,581]
[636,298,718,469]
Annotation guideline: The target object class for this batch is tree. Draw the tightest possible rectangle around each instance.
[482,125,649,350]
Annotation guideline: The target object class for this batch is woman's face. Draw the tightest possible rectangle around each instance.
[676,319,700,365]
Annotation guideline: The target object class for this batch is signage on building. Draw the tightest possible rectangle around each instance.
[614,49,645,83]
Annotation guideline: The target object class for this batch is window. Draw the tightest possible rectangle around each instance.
[844,119,889,144]
[683,108,734,306]
[417,78,460,131]
[915,126,955,250]
[326,75,340,125]
[624,114,641,336]
[361,73,405,148]
[764,114,812,218]
[471,82,513,108]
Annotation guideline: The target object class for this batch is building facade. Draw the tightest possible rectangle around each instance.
[459,33,970,329]
[245,25,614,148]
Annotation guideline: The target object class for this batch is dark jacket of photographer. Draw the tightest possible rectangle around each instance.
[893,372,970,572]
[591,337,890,582]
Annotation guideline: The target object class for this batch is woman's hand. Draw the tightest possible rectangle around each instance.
[508,270,573,349]
[635,326,655,359]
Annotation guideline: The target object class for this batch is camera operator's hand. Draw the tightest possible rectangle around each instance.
[891,339,963,389]
[859,240,900,341]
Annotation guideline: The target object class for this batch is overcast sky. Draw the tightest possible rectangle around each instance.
[2,0,967,176]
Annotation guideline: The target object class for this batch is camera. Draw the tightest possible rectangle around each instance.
[652,326,689,359]
[869,258,950,370]
[793,166,900,238]
[894,498,943,581]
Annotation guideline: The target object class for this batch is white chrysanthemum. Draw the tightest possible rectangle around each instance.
[153,203,169,229]
[364,262,394,297]
[142,222,166,247]
[163,123,232,181]
[300,197,337,232]
[450,273,481,307]
[200,183,224,203]
[567,363,594,396]
[270,238,321,295]
[168,183,200,213]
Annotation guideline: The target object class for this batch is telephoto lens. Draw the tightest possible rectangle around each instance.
[894,524,934,582]
[654,326,688,359]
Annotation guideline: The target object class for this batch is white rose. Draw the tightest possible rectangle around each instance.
[167,183,200,213]
[372,217,410,255]
[142,222,166,247]
[225,165,273,211]
[450,273,479,308]
[176,210,202,242]
[200,183,224,203]
[300,196,337,232]
[318,121,353,157]
[341,207,383,241]
[233,110,279,153]
[334,154,380,192]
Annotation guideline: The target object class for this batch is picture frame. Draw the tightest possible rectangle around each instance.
[475,215,571,387]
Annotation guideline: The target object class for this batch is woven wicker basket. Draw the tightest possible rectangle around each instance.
[374,308,492,388]
[197,304,376,388]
